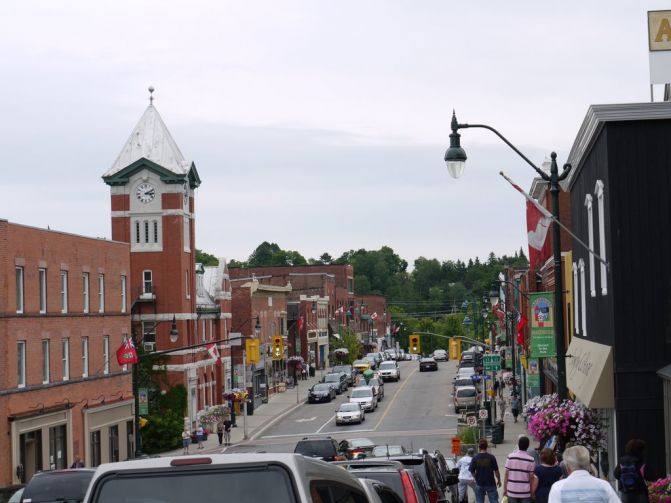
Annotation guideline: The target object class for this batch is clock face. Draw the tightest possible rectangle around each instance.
[136,183,155,203]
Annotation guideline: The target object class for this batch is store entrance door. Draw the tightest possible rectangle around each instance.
[19,430,43,483]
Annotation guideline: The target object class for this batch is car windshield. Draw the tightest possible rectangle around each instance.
[339,403,361,412]
[368,378,381,386]
[93,464,295,503]
[349,438,374,448]
[457,388,477,397]
[366,353,378,359]
[420,358,434,362]
[313,383,331,391]
[353,360,367,366]
[333,365,351,373]
[351,389,372,398]
[372,445,406,457]
[324,374,340,382]
[23,471,94,503]
[379,362,396,370]
[294,441,336,458]
[454,379,473,387]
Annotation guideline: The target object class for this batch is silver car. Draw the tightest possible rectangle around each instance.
[335,402,366,425]
[348,386,378,411]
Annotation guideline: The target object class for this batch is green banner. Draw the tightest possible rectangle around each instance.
[527,358,540,387]
[529,292,556,358]
[138,388,149,415]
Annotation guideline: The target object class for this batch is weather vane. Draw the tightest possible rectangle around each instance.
[148,86,155,105]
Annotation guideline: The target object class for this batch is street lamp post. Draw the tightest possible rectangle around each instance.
[229,316,261,438]
[445,112,570,400]
[132,316,179,457]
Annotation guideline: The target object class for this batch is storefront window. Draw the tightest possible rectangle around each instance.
[109,425,119,462]
[90,430,101,467]
[49,424,67,470]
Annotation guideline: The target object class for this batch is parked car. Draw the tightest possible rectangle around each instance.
[340,438,377,459]
[23,469,95,503]
[335,459,429,503]
[8,487,23,503]
[335,402,366,425]
[357,477,405,503]
[387,453,454,503]
[366,352,383,366]
[349,385,378,411]
[371,445,409,458]
[419,357,438,372]
[332,364,357,386]
[83,454,365,503]
[308,382,337,403]
[454,366,477,382]
[432,349,448,361]
[420,449,459,503]
[353,359,372,373]
[368,377,385,401]
[364,355,379,370]
[378,360,401,382]
[323,372,348,393]
[453,385,479,412]
[294,437,348,461]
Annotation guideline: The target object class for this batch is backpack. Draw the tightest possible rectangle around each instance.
[619,461,644,492]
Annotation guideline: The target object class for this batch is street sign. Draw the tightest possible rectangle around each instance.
[483,354,501,372]
[478,408,489,419]
[466,415,477,427]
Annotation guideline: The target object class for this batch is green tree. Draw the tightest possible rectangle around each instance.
[196,249,218,266]
[339,328,363,363]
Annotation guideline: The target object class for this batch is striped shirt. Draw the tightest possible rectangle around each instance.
[505,449,535,498]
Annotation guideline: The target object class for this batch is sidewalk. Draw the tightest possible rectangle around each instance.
[160,370,326,457]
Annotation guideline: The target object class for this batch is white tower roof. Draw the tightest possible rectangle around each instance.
[104,104,192,177]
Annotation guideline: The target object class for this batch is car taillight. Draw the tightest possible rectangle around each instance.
[351,449,363,456]
[427,489,439,503]
[400,470,419,503]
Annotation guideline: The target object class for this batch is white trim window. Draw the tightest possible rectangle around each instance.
[573,262,579,335]
[42,339,50,384]
[579,259,587,338]
[143,270,153,295]
[103,336,110,375]
[82,337,89,378]
[83,272,90,314]
[98,274,105,313]
[62,338,70,381]
[39,268,47,314]
[16,267,24,314]
[18,341,26,388]
[585,194,596,297]
[60,271,68,313]
[121,275,127,313]
[595,180,608,295]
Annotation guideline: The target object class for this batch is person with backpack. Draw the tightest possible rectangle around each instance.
[613,438,654,502]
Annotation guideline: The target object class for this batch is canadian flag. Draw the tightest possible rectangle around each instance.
[500,172,553,272]
[116,337,138,366]
[206,343,220,361]
[516,313,528,345]
[371,312,378,320]
[297,316,304,332]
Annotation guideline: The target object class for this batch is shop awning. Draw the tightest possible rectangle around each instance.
[566,337,614,409]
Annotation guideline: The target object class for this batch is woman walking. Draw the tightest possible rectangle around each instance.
[614,438,654,503]
[531,448,563,503]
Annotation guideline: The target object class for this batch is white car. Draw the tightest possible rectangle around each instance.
[377,361,401,382]
[433,349,448,361]
[348,386,378,411]
[335,402,366,425]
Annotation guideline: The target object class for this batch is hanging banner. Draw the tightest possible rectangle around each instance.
[529,292,556,358]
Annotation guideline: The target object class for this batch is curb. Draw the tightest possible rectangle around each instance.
[248,397,308,441]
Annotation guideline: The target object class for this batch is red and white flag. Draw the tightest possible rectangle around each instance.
[335,306,344,314]
[393,324,400,334]
[116,337,138,365]
[297,316,304,332]
[500,172,553,271]
[371,312,378,320]
[206,343,220,361]
[516,313,528,345]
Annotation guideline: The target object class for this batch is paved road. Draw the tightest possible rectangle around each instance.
[225,358,460,456]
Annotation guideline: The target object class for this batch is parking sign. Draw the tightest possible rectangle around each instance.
[467,415,477,427]
[478,408,488,419]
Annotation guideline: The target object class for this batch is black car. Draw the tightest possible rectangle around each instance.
[21,469,95,503]
[419,357,438,372]
[388,453,456,503]
[294,436,347,461]
[332,364,357,387]
[323,372,348,393]
[308,382,337,403]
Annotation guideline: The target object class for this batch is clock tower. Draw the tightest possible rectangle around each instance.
[102,92,202,394]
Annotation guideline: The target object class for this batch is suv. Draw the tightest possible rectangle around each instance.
[387,453,451,503]
[294,436,347,461]
[23,468,95,503]
[378,361,401,382]
[82,454,365,503]
[432,349,448,361]
[332,364,356,386]
[453,385,478,412]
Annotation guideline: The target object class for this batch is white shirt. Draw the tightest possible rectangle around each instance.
[456,455,474,481]
[548,470,620,503]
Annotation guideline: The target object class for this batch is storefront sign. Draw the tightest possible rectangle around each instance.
[566,337,614,409]
[648,11,671,84]
[529,292,556,358]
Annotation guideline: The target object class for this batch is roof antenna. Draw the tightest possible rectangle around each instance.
[148,86,155,106]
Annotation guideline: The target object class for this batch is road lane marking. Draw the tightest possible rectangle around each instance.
[295,416,317,423]
[261,429,375,440]
[373,365,418,431]
[316,415,336,433]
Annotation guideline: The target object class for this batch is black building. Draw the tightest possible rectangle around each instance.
[566,102,671,476]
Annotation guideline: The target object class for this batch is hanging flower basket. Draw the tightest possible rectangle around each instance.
[648,475,671,502]
[288,356,305,365]
[222,388,249,402]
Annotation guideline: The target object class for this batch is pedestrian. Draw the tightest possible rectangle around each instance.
[548,446,620,503]
[503,435,536,503]
[511,395,521,423]
[527,442,541,468]
[196,424,204,449]
[498,377,504,398]
[493,378,500,398]
[182,429,191,455]
[70,455,85,468]
[456,447,476,503]
[613,438,654,503]
[223,417,232,446]
[532,448,563,503]
[498,396,507,421]
[469,438,501,503]
[217,421,224,446]
[302,364,308,380]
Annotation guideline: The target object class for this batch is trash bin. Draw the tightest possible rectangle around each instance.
[492,420,504,444]
[309,365,315,377]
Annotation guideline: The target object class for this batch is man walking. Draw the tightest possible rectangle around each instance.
[511,394,521,423]
[469,438,501,503]
[504,435,536,503]
[456,447,476,503]
[548,446,620,503]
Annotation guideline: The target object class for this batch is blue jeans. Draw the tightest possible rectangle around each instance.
[474,485,499,503]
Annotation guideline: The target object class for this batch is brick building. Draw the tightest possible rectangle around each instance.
[0,220,132,487]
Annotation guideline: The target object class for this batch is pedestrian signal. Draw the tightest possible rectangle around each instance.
[272,336,283,360]
[409,335,421,354]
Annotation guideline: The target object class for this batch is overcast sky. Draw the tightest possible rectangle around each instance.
[1,1,666,266]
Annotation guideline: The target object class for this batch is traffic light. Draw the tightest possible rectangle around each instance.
[246,338,260,364]
[409,335,421,354]
[272,336,283,360]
